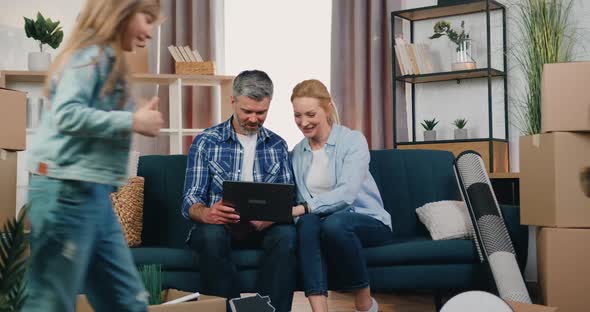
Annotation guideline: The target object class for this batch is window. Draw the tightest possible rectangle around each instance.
[224,0,332,148]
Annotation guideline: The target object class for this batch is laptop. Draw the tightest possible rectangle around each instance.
[222,181,296,223]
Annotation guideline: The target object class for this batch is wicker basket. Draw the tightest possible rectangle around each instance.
[111,176,145,247]
[175,61,215,75]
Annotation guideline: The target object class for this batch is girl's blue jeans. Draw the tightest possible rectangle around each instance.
[22,175,148,312]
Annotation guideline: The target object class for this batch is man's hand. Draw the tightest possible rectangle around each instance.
[197,200,240,224]
[250,221,274,231]
[292,205,305,217]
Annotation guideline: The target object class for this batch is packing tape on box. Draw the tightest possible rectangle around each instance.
[532,134,540,148]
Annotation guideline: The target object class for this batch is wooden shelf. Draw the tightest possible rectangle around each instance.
[2,70,234,154]
[393,0,504,21]
[489,172,519,179]
[160,128,205,135]
[132,73,234,86]
[396,138,507,145]
[397,139,509,173]
[0,71,234,87]
[1,71,47,84]
[396,68,505,84]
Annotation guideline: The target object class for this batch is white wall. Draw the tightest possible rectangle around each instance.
[224,0,332,149]
[0,0,83,69]
[402,0,590,284]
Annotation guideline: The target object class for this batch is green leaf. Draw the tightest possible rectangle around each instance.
[138,264,162,305]
[429,33,443,39]
[512,0,575,135]
[23,18,35,38]
[49,29,64,49]
[0,204,29,311]
[23,12,64,49]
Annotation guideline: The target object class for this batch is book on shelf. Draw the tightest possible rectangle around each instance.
[394,37,434,76]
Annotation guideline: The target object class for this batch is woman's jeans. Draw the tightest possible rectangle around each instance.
[296,212,393,297]
[22,175,148,312]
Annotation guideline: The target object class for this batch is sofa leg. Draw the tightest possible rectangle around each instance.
[434,291,443,312]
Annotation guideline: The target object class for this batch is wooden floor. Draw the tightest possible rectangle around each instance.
[290,291,436,312]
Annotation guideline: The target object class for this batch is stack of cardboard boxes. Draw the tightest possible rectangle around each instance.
[0,87,26,224]
[520,62,590,312]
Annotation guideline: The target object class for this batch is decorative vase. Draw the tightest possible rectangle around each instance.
[454,128,468,140]
[451,39,476,71]
[424,130,437,141]
[27,52,51,71]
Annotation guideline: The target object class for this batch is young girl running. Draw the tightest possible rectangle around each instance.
[23,1,163,311]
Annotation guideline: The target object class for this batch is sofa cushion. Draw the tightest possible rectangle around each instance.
[364,237,478,266]
[416,200,473,240]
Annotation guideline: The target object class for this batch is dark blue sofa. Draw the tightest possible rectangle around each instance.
[131,149,527,294]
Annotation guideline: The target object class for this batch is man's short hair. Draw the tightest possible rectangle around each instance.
[232,70,274,101]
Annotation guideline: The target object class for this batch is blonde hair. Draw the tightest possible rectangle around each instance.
[45,0,161,104]
[290,79,340,125]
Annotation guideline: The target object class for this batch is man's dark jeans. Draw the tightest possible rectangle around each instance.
[190,223,296,312]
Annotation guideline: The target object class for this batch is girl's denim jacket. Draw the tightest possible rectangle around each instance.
[28,45,134,186]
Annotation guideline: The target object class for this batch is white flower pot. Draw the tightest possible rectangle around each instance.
[424,130,437,141]
[454,128,468,140]
[28,52,51,71]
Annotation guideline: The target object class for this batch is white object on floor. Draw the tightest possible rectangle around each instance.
[441,291,512,312]
[161,292,200,305]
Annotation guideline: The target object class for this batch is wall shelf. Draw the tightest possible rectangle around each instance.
[1,70,234,154]
[396,68,504,84]
[393,0,504,21]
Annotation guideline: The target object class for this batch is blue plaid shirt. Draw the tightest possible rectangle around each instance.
[181,117,293,220]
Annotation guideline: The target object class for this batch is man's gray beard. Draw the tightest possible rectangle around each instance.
[239,122,259,136]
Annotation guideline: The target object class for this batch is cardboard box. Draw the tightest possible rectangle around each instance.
[542,62,590,133]
[507,300,558,312]
[0,150,17,224]
[77,289,225,312]
[537,228,590,312]
[125,46,149,74]
[520,133,590,227]
[0,88,26,151]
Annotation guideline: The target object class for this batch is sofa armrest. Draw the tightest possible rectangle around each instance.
[500,204,528,272]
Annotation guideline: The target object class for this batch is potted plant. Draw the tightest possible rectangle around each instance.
[513,0,575,135]
[0,205,29,311]
[138,264,162,305]
[421,118,439,141]
[430,20,476,71]
[23,12,64,71]
[453,118,468,140]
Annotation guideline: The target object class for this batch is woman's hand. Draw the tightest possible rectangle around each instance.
[292,205,306,217]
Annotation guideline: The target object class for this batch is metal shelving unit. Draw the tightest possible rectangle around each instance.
[391,0,509,172]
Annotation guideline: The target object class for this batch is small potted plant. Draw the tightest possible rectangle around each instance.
[429,20,476,71]
[421,118,439,141]
[23,12,64,71]
[138,264,162,305]
[453,118,468,140]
